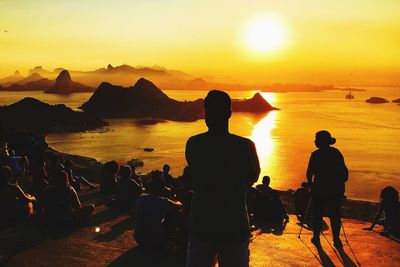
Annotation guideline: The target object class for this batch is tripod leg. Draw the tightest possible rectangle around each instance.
[341,222,361,266]
[298,198,312,238]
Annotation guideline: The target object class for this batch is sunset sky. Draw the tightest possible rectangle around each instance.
[1,0,399,85]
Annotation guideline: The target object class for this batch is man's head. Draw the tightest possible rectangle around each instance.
[147,170,164,195]
[204,90,231,131]
[103,160,120,177]
[262,175,270,186]
[163,164,170,173]
[120,165,132,180]
[54,170,69,187]
[314,130,336,148]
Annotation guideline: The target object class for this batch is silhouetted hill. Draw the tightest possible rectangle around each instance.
[45,70,93,94]
[392,98,400,103]
[232,93,278,112]
[0,97,107,133]
[81,78,204,121]
[0,78,54,91]
[0,70,24,85]
[80,78,277,121]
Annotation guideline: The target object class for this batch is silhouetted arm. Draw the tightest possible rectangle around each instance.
[306,153,315,184]
[337,150,348,182]
[247,140,260,186]
[185,138,194,169]
[15,185,36,202]
[364,201,383,230]
[69,187,82,209]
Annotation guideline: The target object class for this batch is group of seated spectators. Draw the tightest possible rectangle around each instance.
[100,162,193,252]
[0,147,95,227]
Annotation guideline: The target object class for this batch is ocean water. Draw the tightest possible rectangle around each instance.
[0,88,399,201]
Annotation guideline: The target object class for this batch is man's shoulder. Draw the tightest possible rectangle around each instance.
[187,132,208,143]
[230,134,255,150]
[329,146,341,154]
[230,134,253,142]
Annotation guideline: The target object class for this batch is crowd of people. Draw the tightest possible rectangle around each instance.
[0,90,399,267]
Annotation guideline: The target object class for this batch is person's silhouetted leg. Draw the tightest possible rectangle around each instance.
[331,216,342,247]
[327,197,343,248]
[186,237,217,267]
[218,240,250,267]
[311,198,323,246]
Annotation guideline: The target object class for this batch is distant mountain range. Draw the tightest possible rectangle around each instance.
[0,64,361,93]
[0,70,93,93]
[0,70,24,85]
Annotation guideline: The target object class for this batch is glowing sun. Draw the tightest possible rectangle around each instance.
[245,18,285,53]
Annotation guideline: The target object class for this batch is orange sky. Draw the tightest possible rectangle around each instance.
[1,0,400,85]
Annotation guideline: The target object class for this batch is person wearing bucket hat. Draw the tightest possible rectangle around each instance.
[306,130,348,248]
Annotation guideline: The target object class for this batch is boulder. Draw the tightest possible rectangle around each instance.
[365,97,389,104]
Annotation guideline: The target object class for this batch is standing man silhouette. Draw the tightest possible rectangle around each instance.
[306,130,348,248]
[185,90,260,267]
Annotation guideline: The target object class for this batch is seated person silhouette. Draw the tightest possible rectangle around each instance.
[174,166,193,203]
[134,172,182,250]
[185,90,260,267]
[292,182,312,224]
[39,170,94,226]
[30,157,49,197]
[100,160,119,195]
[254,176,289,228]
[306,130,348,248]
[64,160,97,191]
[114,165,143,210]
[162,164,174,188]
[363,186,400,236]
[0,166,35,223]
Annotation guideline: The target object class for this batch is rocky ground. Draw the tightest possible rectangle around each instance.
[1,185,399,267]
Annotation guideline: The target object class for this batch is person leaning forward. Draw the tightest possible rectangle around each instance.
[185,90,260,267]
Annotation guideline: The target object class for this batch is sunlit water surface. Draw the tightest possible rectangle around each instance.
[1,88,399,201]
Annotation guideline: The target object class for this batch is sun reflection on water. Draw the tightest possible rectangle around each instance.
[249,110,277,185]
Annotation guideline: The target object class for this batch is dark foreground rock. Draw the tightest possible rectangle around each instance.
[2,207,399,267]
[45,70,93,94]
[80,78,277,121]
[365,97,389,104]
[0,97,107,133]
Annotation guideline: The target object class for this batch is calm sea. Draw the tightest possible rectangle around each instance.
[0,88,399,201]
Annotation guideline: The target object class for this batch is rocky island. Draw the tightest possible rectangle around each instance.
[0,97,107,133]
[365,97,389,104]
[392,98,400,103]
[45,70,94,94]
[80,78,278,122]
